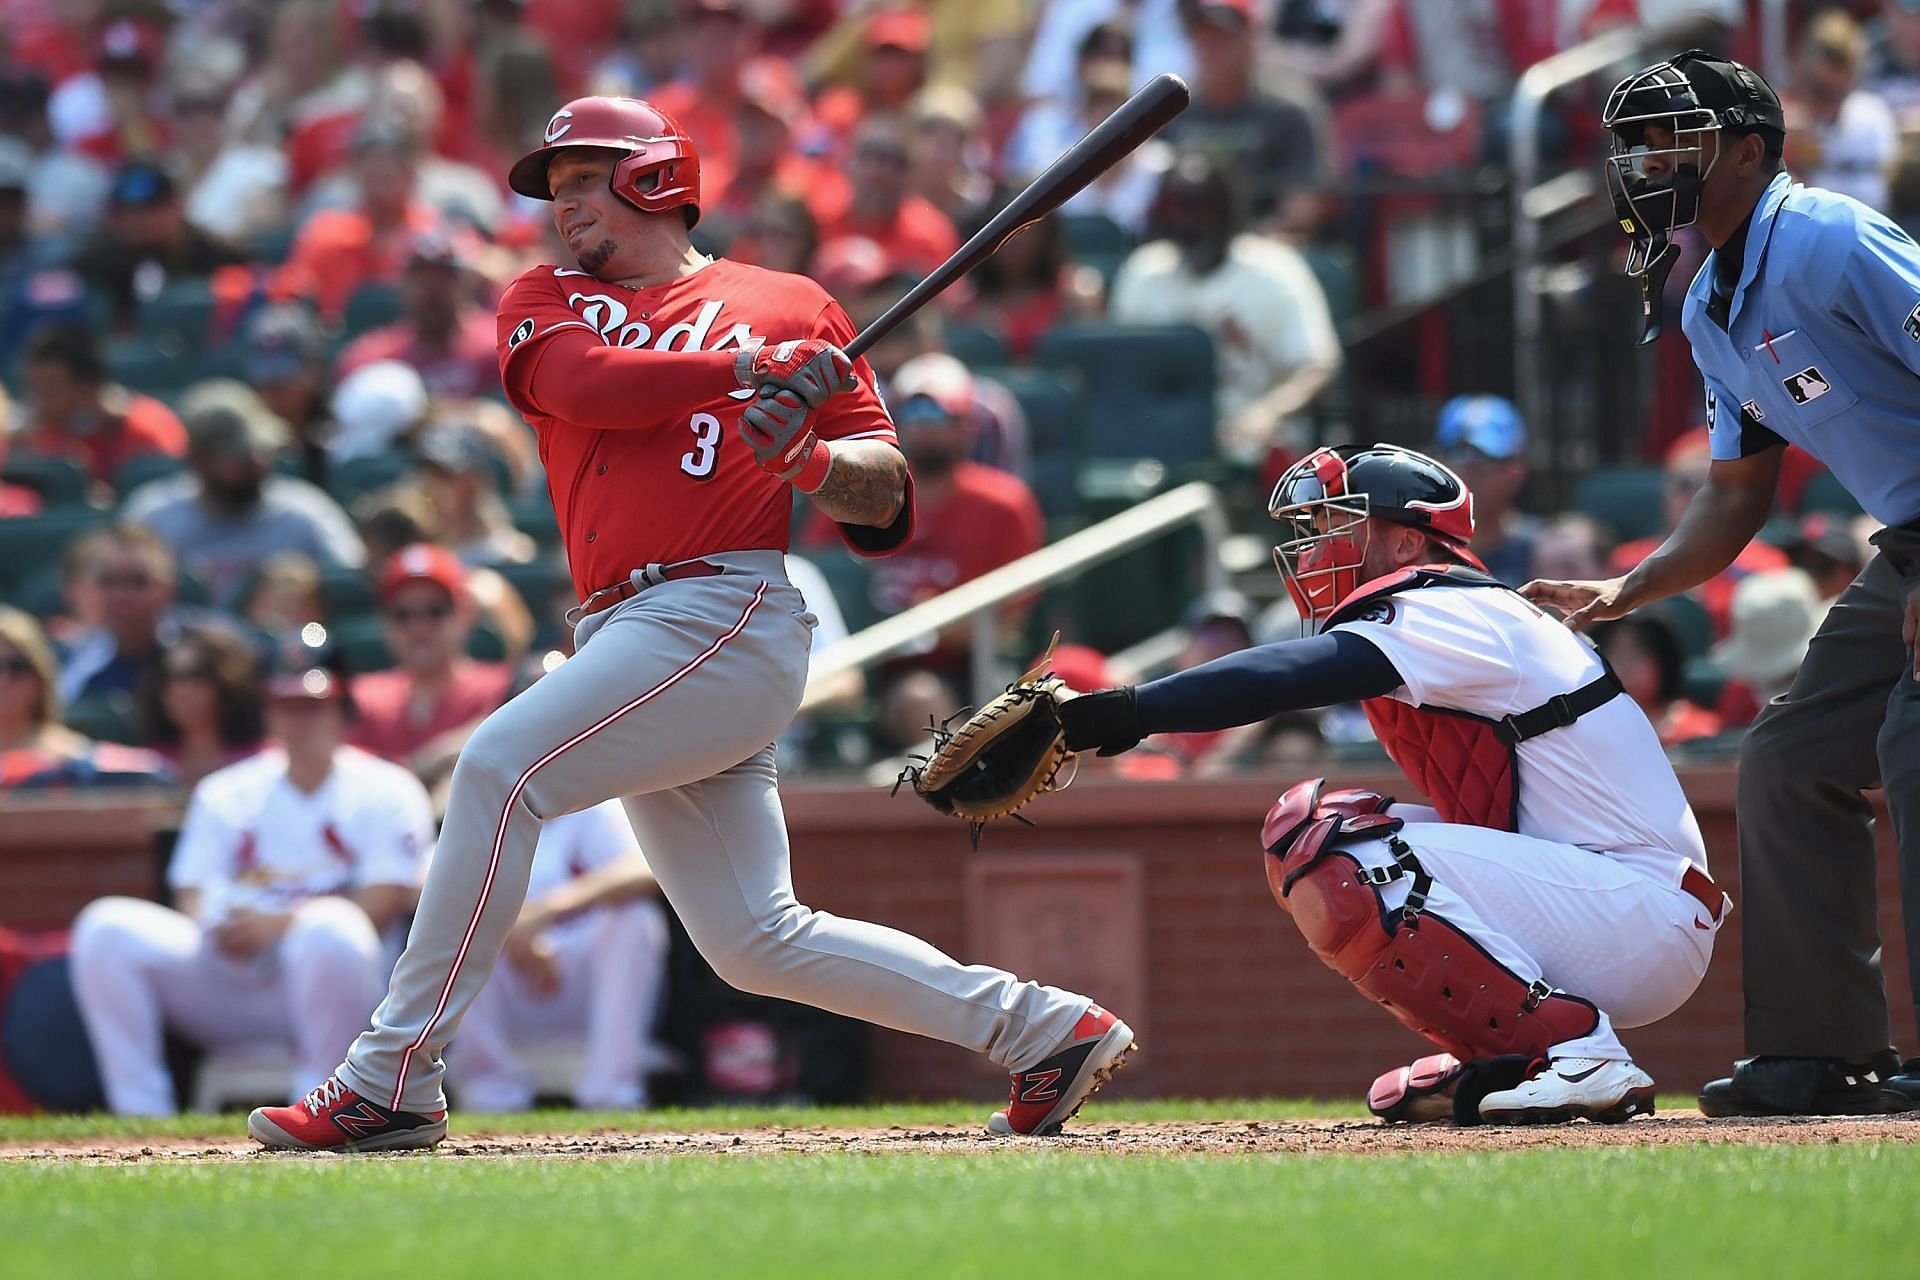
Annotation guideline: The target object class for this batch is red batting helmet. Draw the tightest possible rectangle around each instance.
[508,96,702,226]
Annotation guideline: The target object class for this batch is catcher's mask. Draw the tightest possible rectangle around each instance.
[1270,445,1478,629]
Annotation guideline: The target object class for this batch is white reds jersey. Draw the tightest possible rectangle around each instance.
[1331,586,1708,876]
[167,746,435,916]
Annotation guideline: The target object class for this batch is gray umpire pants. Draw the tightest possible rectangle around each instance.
[1736,523,1920,1059]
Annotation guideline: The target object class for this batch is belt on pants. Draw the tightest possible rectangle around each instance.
[568,559,726,624]
[1681,865,1726,922]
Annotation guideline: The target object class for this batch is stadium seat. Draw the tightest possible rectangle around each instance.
[1060,213,1131,284]
[333,614,395,673]
[63,693,145,746]
[5,565,65,618]
[1571,465,1667,543]
[1033,323,1217,467]
[104,336,197,394]
[1640,593,1714,659]
[494,558,568,617]
[136,279,216,347]
[945,324,1009,368]
[509,495,562,546]
[342,281,403,337]
[1799,469,1864,517]
[0,509,114,591]
[114,451,185,499]
[1,455,90,506]
[318,564,375,617]
[327,451,414,506]
[980,365,1085,518]
[802,549,880,634]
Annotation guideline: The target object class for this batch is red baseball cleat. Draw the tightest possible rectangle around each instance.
[988,1004,1137,1136]
[248,1076,448,1153]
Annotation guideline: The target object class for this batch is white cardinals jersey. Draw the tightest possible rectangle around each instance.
[424,799,645,948]
[1331,585,1708,879]
[167,746,435,917]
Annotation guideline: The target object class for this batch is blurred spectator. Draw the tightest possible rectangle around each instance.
[810,1,1028,109]
[588,0,690,98]
[1164,588,1257,772]
[0,139,55,313]
[337,229,500,399]
[122,380,366,607]
[68,632,431,1116]
[0,69,111,261]
[651,0,784,212]
[1165,0,1329,233]
[466,33,566,188]
[133,621,266,789]
[1590,615,1722,749]
[817,118,961,277]
[225,0,350,153]
[729,192,819,274]
[76,159,253,331]
[812,10,933,144]
[809,239,919,375]
[863,667,964,786]
[1005,55,1171,234]
[353,483,442,563]
[1789,8,1898,211]
[1712,568,1828,730]
[0,385,45,518]
[48,527,112,650]
[55,524,178,705]
[239,552,329,643]
[244,303,337,486]
[414,415,538,566]
[887,351,1029,494]
[1780,512,1867,604]
[15,322,187,489]
[46,17,168,167]
[1264,0,1393,101]
[0,605,169,790]
[907,85,992,232]
[1111,153,1340,464]
[1865,0,1920,129]
[349,543,515,791]
[1529,512,1611,584]
[1608,429,1788,639]
[1431,394,1539,588]
[168,75,289,244]
[328,358,430,463]
[699,63,845,251]
[850,377,1044,685]
[1023,0,1194,118]
[1047,641,1184,779]
[274,120,443,323]
[960,206,1105,363]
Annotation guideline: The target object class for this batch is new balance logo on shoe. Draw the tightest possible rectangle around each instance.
[1018,1069,1063,1104]
[334,1104,394,1139]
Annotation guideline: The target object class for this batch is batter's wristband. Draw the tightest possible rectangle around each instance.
[791,439,834,493]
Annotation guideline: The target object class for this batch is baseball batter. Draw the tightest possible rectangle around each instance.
[72,635,432,1116]
[250,97,1133,1151]
[1055,446,1724,1123]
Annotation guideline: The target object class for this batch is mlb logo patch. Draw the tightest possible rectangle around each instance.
[1906,302,1920,342]
[1783,367,1831,405]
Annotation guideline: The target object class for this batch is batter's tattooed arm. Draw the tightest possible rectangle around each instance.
[808,440,907,527]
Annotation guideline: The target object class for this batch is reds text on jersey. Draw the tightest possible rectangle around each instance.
[496,259,899,597]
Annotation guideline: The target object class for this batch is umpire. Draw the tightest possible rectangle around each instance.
[1524,50,1920,1116]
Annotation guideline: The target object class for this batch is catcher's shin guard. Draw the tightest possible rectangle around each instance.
[1262,779,1599,1063]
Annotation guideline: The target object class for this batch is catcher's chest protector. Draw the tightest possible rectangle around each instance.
[1327,566,1619,832]
[1262,778,1599,1062]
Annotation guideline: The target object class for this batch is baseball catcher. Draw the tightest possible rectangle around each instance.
[911,444,1728,1125]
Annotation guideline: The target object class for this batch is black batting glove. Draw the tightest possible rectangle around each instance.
[1059,686,1146,757]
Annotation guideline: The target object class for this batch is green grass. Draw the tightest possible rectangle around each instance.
[2,1142,1913,1278]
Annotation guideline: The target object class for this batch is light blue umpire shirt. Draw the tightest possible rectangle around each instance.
[1683,170,1920,529]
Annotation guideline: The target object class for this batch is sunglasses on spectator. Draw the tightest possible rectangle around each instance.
[98,570,156,589]
[386,602,455,624]
[857,145,910,167]
[0,657,38,679]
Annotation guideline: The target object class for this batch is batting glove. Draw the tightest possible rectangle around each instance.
[739,386,831,490]
[736,339,857,409]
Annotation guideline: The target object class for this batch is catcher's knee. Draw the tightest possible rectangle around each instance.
[1264,778,1598,1062]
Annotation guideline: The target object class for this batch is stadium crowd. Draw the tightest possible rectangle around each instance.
[0,0,1909,1112]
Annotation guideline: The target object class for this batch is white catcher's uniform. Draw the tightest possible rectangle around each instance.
[448,800,668,1111]
[1330,584,1723,1060]
[70,747,433,1115]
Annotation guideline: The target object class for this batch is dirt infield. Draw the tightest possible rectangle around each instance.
[5,1112,1919,1162]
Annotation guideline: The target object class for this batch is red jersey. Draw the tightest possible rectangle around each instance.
[348,662,514,764]
[860,462,1042,614]
[496,258,901,598]
[338,312,502,399]
[20,394,188,486]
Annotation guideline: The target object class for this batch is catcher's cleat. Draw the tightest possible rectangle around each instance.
[249,1076,448,1152]
[988,1003,1137,1136]
[1476,1057,1655,1125]
[1368,1052,1465,1124]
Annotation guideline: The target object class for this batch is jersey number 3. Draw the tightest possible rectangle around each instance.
[681,412,721,478]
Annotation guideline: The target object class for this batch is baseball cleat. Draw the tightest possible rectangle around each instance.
[248,1076,448,1153]
[988,1003,1137,1136]
[1477,1057,1656,1125]
[1368,1052,1465,1124]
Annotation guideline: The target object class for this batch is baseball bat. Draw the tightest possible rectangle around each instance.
[843,72,1190,362]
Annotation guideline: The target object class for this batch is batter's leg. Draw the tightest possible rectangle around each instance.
[1738,551,1909,1059]
[622,748,1090,1072]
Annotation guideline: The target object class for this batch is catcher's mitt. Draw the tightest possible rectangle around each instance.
[896,638,1077,846]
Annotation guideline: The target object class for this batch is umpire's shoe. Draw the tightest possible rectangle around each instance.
[1887,1059,1920,1108]
[1698,1053,1912,1118]
[249,1076,448,1152]
[988,1004,1136,1136]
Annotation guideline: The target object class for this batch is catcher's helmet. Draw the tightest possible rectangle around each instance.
[1602,50,1784,277]
[1268,444,1478,627]
[508,96,702,227]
